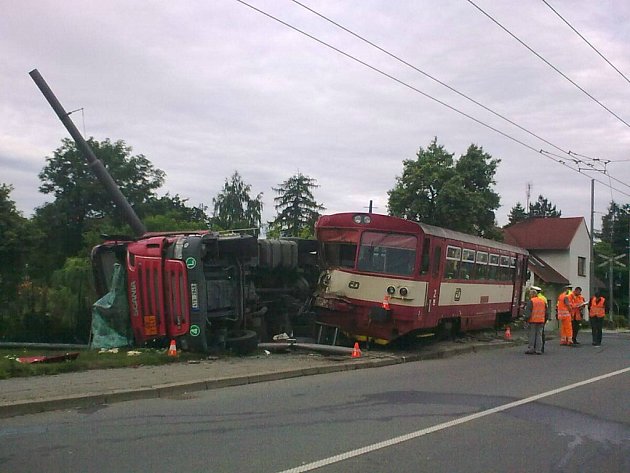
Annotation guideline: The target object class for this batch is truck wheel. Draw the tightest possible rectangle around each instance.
[226,329,259,355]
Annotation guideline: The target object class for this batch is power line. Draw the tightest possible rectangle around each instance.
[542,0,630,87]
[466,0,630,129]
[233,0,630,198]
[289,0,628,187]
[288,1,571,164]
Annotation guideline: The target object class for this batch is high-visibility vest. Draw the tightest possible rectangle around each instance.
[590,297,606,318]
[557,292,571,318]
[569,293,585,320]
[529,296,546,323]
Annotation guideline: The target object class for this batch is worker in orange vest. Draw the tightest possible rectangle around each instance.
[588,291,606,346]
[569,286,586,344]
[557,286,573,345]
[524,287,546,354]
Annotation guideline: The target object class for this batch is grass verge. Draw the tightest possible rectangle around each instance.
[0,348,206,380]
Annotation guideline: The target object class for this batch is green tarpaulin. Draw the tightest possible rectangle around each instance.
[90,263,133,349]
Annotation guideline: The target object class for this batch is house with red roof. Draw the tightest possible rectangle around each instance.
[504,217,591,318]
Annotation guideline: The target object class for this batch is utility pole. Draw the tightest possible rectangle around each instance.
[609,257,615,321]
[526,182,532,213]
[627,215,630,320]
[589,180,594,299]
[598,254,626,322]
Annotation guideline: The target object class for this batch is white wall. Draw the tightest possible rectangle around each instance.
[568,219,591,301]
[530,219,591,301]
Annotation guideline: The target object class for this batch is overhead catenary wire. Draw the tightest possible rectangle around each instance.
[287,1,578,165]
[289,0,630,191]
[466,0,630,130]
[233,0,630,198]
[542,0,630,87]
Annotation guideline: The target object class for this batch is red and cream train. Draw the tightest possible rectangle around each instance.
[313,213,528,344]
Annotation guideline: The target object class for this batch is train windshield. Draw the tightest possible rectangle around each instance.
[319,228,359,268]
[357,231,417,276]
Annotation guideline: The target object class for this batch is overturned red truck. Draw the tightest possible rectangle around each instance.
[31,69,316,354]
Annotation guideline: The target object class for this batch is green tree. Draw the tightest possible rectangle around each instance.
[0,184,33,324]
[211,171,263,234]
[455,144,501,237]
[47,257,95,343]
[388,138,456,225]
[35,138,165,265]
[596,201,629,317]
[507,202,528,226]
[529,195,561,217]
[268,173,325,238]
[141,194,209,231]
[388,138,501,237]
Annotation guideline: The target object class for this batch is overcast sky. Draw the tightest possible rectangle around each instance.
[2,0,629,232]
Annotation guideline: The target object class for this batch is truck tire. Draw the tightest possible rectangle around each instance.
[226,329,259,355]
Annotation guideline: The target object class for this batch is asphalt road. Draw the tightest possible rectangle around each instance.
[1,333,628,473]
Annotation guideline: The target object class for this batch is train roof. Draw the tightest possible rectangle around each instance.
[417,221,528,255]
[317,213,528,255]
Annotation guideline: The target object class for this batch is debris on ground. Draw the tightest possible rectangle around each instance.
[99,347,119,354]
[17,352,80,364]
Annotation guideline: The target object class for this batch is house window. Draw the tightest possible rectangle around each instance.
[578,256,586,277]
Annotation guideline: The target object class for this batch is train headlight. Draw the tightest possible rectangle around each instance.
[387,286,396,295]
[353,214,372,224]
[319,273,331,287]
[399,287,409,297]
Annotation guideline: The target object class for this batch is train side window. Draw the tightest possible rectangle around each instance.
[445,245,461,279]
[488,254,500,280]
[460,249,475,280]
[475,251,488,279]
[420,238,431,275]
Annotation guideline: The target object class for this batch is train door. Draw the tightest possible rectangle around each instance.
[510,254,527,316]
[425,238,443,320]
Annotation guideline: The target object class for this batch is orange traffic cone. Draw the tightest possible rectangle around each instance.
[167,339,178,357]
[504,326,512,341]
[382,295,391,310]
[351,342,362,358]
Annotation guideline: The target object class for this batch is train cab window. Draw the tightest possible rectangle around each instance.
[445,245,461,279]
[322,243,357,268]
[488,254,500,280]
[318,228,359,269]
[460,249,475,280]
[475,251,488,279]
[420,238,431,275]
[357,232,416,276]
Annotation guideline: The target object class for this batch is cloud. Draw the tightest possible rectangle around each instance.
[1,0,628,229]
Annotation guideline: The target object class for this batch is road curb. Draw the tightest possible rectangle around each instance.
[0,339,516,418]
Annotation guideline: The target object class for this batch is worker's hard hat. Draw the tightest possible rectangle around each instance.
[531,285,541,291]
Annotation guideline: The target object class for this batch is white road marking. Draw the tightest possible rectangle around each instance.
[277,367,630,473]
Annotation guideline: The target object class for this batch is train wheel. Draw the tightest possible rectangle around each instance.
[225,329,259,355]
[436,319,461,341]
